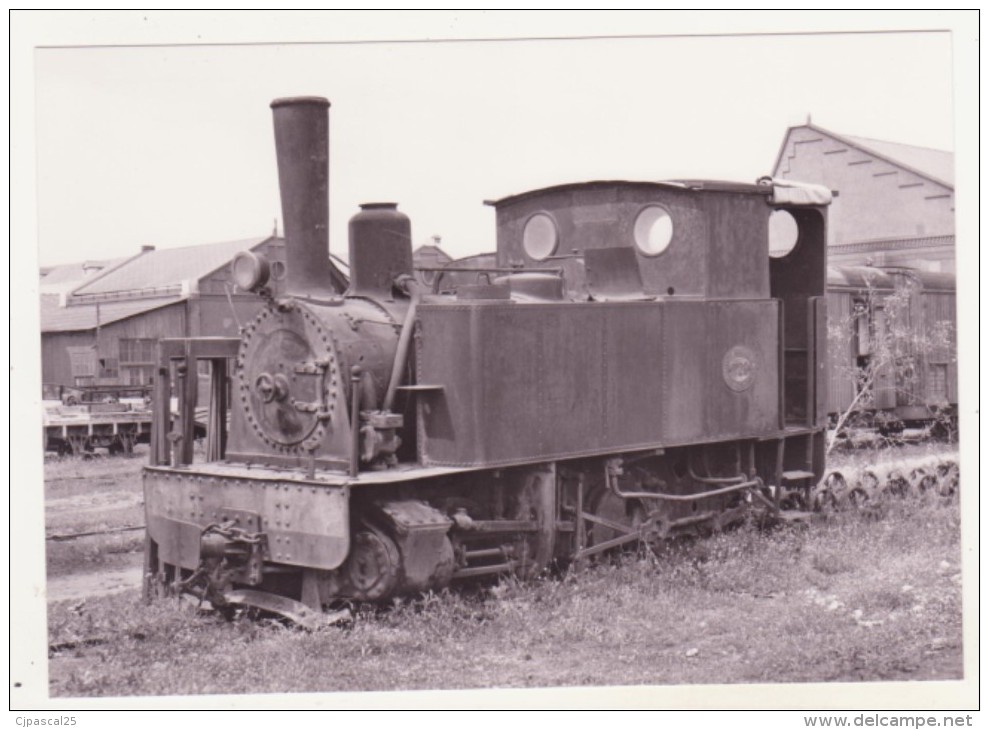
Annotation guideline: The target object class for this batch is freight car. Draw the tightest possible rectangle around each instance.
[44,400,152,456]
[143,97,833,622]
[825,265,957,441]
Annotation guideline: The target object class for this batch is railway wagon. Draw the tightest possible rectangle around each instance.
[825,265,957,435]
[44,402,152,456]
[143,97,832,620]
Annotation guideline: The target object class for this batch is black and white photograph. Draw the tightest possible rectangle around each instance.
[10,10,978,716]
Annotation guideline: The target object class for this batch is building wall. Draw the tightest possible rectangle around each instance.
[41,330,95,386]
[775,127,955,246]
[194,294,270,337]
[41,303,187,388]
[197,239,286,297]
[95,304,188,385]
[40,237,283,390]
[829,242,956,274]
[41,295,278,390]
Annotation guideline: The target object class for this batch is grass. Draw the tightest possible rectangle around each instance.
[44,450,146,578]
[826,440,958,472]
[46,488,963,698]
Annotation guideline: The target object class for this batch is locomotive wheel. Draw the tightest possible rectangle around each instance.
[342,528,401,601]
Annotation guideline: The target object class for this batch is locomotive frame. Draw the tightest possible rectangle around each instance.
[143,97,834,622]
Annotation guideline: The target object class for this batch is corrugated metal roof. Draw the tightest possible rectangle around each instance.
[413,244,453,264]
[485,179,769,207]
[827,265,895,290]
[831,235,955,254]
[827,265,955,293]
[775,124,954,190]
[38,257,129,294]
[843,135,954,187]
[72,236,271,296]
[40,297,182,333]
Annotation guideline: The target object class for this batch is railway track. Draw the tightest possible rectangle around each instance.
[46,525,145,542]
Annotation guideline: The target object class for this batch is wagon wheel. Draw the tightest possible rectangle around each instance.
[812,488,839,514]
[883,469,910,499]
[909,467,938,496]
[812,472,845,513]
[779,487,808,511]
[855,470,880,499]
[844,484,870,510]
[936,462,959,497]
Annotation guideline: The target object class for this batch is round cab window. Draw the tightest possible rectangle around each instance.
[768,210,799,258]
[633,205,674,256]
[522,213,558,261]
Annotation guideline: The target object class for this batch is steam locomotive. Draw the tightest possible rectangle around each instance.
[143,97,832,622]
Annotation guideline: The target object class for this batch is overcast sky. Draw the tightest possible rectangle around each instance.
[32,23,957,267]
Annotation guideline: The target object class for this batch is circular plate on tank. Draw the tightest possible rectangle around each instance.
[722,345,758,392]
[237,301,341,452]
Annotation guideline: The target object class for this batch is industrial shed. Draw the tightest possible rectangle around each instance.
[411,237,453,287]
[40,236,288,390]
[773,123,954,272]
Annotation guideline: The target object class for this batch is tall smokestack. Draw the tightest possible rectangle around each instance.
[271,96,332,296]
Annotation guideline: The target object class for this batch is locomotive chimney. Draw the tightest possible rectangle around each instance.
[271,96,333,296]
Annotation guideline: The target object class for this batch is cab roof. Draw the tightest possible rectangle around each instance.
[484,179,774,208]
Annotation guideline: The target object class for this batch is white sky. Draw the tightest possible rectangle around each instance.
[31,20,957,267]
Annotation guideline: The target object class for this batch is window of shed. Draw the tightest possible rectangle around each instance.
[522,213,558,261]
[633,205,673,256]
[768,210,799,258]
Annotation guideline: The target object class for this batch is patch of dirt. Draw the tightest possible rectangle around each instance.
[45,491,143,514]
[47,555,144,603]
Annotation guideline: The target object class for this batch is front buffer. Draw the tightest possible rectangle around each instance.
[143,466,350,626]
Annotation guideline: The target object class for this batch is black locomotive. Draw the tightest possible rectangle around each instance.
[144,97,832,620]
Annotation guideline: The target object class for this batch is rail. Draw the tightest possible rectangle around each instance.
[46,525,145,542]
